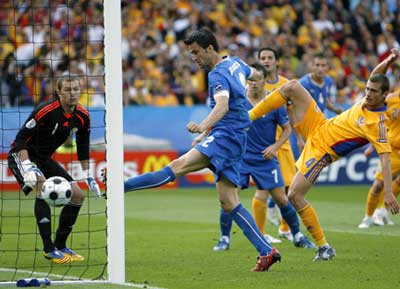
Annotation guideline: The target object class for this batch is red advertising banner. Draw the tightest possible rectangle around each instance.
[1,150,178,192]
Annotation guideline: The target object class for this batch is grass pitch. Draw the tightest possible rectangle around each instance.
[1,186,400,289]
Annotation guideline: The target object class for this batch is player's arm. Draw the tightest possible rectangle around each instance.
[326,98,343,114]
[187,93,229,133]
[379,152,400,214]
[13,112,45,192]
[76,116,101,197]
[370,48,399,76]
[262,122,291,160]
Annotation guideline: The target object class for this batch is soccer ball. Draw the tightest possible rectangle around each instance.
[41,176,72,207]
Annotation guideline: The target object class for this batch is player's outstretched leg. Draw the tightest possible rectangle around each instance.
[213,209,232,251]
[279,202,315,249]
[124,166,176,192]
[229,204,280,271]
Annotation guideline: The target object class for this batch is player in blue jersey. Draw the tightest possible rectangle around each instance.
[119,28,281,272]
[213,63,315,252]
[299,52,343,116]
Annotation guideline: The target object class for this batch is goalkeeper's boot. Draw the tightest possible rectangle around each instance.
[358,216,374,229]
[61,248,85,262]
[213,236,230,252]
[43,249,71,264]
[251,248,281,272]
[313,245,336,261]
[293,235,316,249]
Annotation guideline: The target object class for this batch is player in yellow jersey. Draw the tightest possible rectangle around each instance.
[248,48,400,261]
[257,47,297,240]
[358,91,400,228]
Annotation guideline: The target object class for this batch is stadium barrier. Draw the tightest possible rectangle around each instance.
[0,149,379,191]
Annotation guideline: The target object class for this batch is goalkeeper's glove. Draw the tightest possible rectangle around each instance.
[21,159,44,190]
[83,170,101,198]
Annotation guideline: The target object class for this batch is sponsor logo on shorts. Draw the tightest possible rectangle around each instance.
[305,158,316,168]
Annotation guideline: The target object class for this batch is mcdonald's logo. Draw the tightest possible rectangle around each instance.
[142,155,172,173]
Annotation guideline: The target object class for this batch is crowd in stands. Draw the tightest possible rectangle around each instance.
[1,0,400,108]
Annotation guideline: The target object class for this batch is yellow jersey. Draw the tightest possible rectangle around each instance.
[264,75,291,151]
[386,94,400,149]
[313,100,391,158]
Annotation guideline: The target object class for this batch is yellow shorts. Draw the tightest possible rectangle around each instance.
[293,99,326,140]
[277,148,296,187]
[375,148,400,181]
[296,138,334,184]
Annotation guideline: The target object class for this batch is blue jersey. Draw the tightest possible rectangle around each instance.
[195,55,253,186]
[208,56,252,130]
[244,102,289,161]
[299,74,336,112]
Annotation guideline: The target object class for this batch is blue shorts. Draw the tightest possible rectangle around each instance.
[195,127,247,186]
[239,157,284,190]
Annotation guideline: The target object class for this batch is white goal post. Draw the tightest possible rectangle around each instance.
[104,0,126,285]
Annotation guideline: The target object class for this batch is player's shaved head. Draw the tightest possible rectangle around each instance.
[184,27,219,52]
[369,74,390,93]
[250,62,267,78]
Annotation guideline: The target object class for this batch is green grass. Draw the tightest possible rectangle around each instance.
[1,186,400,289]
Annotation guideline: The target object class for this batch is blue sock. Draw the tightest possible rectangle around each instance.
[267,196,276,208]
[220,209,232,238]
[124,166,176,192]
[229,203,272,256]
[279,202,300,236]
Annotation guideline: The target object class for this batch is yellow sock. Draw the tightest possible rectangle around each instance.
[393,179,400,198]
[365,188,381,216]
[298,203,327,247]
[376,188,385,209]
[279,218,290,233]
[252,197,266,235]
[248,90,286,121]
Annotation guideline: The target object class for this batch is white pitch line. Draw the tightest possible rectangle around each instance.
[0,268,167,289]
[325,227,400,237]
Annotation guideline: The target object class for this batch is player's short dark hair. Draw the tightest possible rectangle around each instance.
[257,47,279,60]
[369,73,390,93]
[56,75,81,90]
[183,27,219,52]
[313,52,326,60]
[249,62,267,78]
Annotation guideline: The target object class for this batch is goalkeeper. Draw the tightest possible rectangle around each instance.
[7,75,101,264]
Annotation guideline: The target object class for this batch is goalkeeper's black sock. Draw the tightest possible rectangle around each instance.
[54,203,82,249]
[34,198,54,253]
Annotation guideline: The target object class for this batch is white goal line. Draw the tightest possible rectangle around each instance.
[0,268,167,289]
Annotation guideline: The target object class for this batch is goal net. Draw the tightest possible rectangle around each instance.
[0,0,125,285]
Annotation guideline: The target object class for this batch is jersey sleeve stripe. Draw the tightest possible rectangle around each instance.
[378,114,388,143]
[35,101,60,121]
[76,104,89,117]
[76,114,85,126]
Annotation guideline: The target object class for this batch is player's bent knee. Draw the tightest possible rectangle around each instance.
[71,184,85,204]
[371,181,384,195]
[280,80,300,96]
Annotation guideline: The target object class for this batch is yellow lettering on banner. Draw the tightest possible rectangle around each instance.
[142,155,171,173]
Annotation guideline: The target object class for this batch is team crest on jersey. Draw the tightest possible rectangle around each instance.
[357,116,365,126]
[305,158,316,168]
[25,119,36,129]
